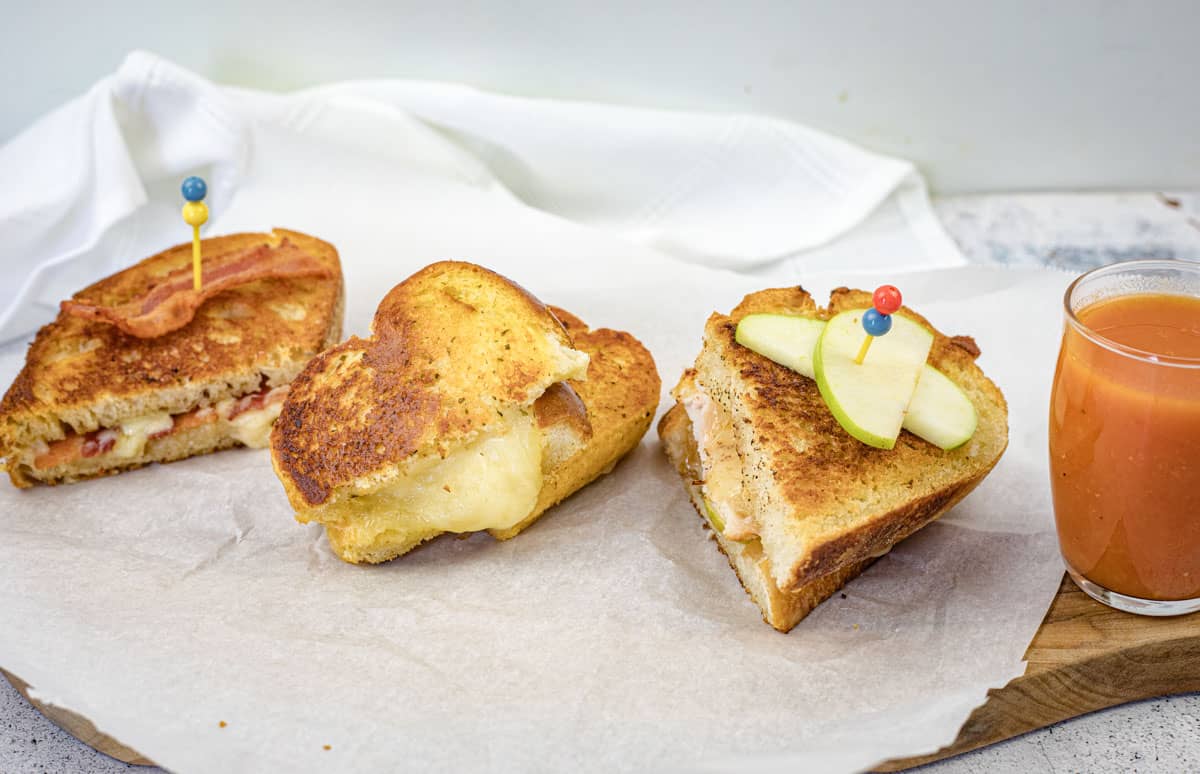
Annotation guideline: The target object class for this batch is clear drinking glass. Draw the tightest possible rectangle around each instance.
[1048,259,1200,616]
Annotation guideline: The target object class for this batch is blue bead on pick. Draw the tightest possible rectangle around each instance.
[862,307,892,337]
[181,176,207,202]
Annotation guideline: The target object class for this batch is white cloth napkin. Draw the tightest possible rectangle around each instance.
[0,50,961,343]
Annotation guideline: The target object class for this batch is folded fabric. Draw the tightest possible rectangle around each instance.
[0,50,961,342]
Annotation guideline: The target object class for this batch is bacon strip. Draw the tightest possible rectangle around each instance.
[61,239,334,338]
[32,384,289,471]
[227,385,290,420]
[34,429,117,470]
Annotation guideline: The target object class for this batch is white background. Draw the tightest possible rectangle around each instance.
[3,0,1198,193]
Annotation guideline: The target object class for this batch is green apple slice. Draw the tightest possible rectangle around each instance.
[814,310,934,449]
[735,314,826,378]
[702,497,753,543]
[735,312,977,450]
[702,498,726,533]
[904,365,978,450]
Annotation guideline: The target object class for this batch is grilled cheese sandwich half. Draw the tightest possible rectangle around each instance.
[271,261,659,564]
[0,229,344,487]
[659,286,1008,631]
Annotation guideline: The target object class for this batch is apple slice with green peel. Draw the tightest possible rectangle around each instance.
[904,365,978,450]
[703,498,727,533]
[703,498,753,542]
[735,314,826,378]
[735,311,978,449]
[814,310,934,449]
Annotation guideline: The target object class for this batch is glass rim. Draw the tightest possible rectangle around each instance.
[1064,258,1200,369]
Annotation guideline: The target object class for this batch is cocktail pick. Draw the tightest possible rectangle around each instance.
[855,284,902,365]
[181,176,209,291]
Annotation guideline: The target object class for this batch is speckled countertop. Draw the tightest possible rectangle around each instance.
[2,192,1199,774]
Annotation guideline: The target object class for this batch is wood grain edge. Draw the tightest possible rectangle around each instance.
[1,668,155,767]
[875,574,1200,771]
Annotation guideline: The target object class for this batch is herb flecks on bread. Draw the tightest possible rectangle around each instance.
[658,286,1008,631]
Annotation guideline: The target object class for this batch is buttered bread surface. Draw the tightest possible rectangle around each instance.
[271,262,659,564]
[0,229,344,487]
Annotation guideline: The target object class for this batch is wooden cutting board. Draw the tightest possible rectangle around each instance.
[877,575,1200,770]
[4,574,1198,770]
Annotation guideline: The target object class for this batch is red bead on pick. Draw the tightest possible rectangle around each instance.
[873,285,902,315]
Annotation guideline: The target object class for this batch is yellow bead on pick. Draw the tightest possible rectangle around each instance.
[181,176,210,290]
[182,200,209,227]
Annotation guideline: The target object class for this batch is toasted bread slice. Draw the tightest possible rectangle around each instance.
[658,287,1008,631]
[488,306,661,541]
[271,262,660,564]
[321,378,597,563]
[0,229,344,487]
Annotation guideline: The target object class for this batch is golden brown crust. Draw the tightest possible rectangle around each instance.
[271,262,587,509]
[658,403,873,632]
[489,310,661,541]
[271,272,659,562]
[546,306,586,330]
[672,286,1009,595]
[0,229,343,484]
[551,306,661,469]
[729,285,823,321]
[0,230,339,425]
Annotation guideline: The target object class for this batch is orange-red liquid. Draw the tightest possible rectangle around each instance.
[1050,293,1200,600]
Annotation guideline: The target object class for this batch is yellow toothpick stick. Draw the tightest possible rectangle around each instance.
[181,176,209,290]
[854,335,873,365]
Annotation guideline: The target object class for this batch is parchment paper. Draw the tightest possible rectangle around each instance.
[0,114,1070,773]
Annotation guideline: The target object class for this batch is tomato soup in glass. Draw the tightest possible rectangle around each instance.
[1049,259,1200,615]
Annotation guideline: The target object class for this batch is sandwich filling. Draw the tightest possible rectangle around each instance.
[307,408,544,549]
[24,384,291,473]
[676,377,759,541]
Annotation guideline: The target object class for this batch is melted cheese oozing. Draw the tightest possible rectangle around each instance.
[112,412,174,458]
[229,402,284,449]
[323,412,544,544]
